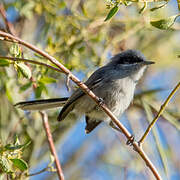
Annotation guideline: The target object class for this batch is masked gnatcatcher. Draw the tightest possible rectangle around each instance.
[15,49,154,133]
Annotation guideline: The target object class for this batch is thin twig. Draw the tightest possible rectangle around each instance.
[0,30,162,180]
[139,81,180,144]
[0,56,63,73]
[40,111,64,180]
[0,3,16,35]
[27,166,50,177]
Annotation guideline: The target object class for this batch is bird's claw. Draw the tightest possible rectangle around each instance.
[98,98,104,106]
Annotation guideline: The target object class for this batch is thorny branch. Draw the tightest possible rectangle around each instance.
[0,30,162,180]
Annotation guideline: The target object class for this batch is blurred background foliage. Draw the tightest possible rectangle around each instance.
[0,0,180,179]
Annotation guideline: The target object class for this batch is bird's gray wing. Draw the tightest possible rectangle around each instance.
[58,66,110,121]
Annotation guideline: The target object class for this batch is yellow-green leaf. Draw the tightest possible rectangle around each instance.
[39,76,56,84]
[10,158,28,171]
[150,14,180,30]
[17,63,32,79]
[0,59,10,67]
[0,156,11,173]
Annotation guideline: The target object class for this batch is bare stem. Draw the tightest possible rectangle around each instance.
[0,3,16,35]
[27,166,51,177]
[0,30,162,180]
[40,111,64,180]
[139,81,180,144]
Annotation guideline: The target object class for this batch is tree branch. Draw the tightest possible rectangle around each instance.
[139,81,180,144]
[0,56,63,73]
[40,111,64,180]
[0,3,16,35]
[0,30,162,180]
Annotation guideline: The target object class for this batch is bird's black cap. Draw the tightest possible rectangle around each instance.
[111,49,155,65]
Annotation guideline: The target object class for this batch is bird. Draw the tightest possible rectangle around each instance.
[15,49,154,134]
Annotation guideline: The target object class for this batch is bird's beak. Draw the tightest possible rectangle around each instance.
[142,60,155,65]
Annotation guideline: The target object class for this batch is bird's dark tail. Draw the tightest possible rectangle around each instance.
[14,97,68,110]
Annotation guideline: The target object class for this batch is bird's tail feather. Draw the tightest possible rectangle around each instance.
[14,97,68,110]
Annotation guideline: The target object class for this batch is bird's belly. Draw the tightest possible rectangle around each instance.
[76,78,136,123]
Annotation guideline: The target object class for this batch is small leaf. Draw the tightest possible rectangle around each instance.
[150,2,168,11]
[0,59,10,67]
[20,82,32,91]
[10,44,21,57]
[35,82,45,98]
[5,144,24,150]
[150,14,180,30]
[0,156,11,173]
[5,141,31,151]
[139,2,147,14]
[104,5,119,21]
[10,158,28,171]
[17,63,32,79]
[39,76,56,84]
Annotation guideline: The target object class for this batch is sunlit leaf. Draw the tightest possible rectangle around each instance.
[5,141,31,151]
[20,82,32,91]
[150,14,180,30]
[35,82,47,98]
[16,63,32,79]
[39,76,57,84]
[0,156,11,173]
[139,2,147,14]
[104,5,119,21]
[10,158,28,171]
[0,59,10,67]
[10,44,21,57]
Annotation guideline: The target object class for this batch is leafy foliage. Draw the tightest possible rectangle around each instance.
[0,0,180,179]
[0,136,30,179]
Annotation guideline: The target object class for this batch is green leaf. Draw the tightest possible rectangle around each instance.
[150,2,168,12]
[17,63,32,79]
[150,14,180,30]
[10,158,28,171]
[104,5,119,21]
[10,44,21,57]
[14,135,20,146]
[35,82,45,98]
[20,82,32,91]
[0,59,10,67]
[39,76,57,84]
[5,141,31,151]
[0,156,11,173]
[139,2,147,14]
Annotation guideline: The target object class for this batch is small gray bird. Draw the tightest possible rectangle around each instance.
[15,49,154,133]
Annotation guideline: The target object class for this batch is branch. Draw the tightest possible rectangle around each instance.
[40,111,64,180]
[139,81,180,144]
[0,30,162,180]
[0,56,63,73]
[0,3,16,35]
